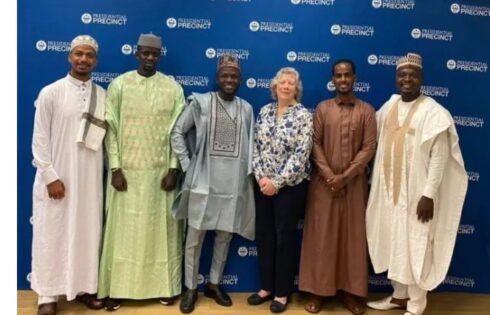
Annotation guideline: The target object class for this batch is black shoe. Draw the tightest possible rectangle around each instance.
[247,293,273,305]
[204,283,232,306]
[270,299,288,313]
[179,289,197,314]
[159,296,176,306]
[104,298,121,312]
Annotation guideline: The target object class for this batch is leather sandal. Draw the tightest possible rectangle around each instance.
[75,293,105,310]
[304,294,324,314]
[37,302,57,315]
[341,292,366,315]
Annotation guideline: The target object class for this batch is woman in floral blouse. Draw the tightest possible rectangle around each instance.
[248,67,313,313]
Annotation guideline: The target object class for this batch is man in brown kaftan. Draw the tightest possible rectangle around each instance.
[299,60,377,315]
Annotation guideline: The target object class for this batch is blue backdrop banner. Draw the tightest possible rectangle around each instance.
[18,0,490,293]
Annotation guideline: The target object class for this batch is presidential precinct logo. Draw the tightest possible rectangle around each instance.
[166,17,212,30]
[246,77,271,89]
[80,12,127,25]
[421,85,450,97]
[36,40,47,51]
[121,44,133,55]
[27,273,32,283]
[249,20,294,33]
[327,81,371,93]
[367,54,378,65]
[249,21,260,32]
[92,72,120,85]
[205,48,250,59]
[443,276,475,288]
[166,17,177,28]
[450,3,490,16]
[205,48,216,59]
[174,75,210,87]
[447,59,488,72]
[368,54,401,66]
[291,0,336,6]
[287,51,330,63]
[121,44,167,56]
[81,13,92,24]
[331,24,374,36]
[29,216,34,225]
[369,275,391,286]
[287,51,297,62]
[246,78,257,88]
[453,116,485,128]
[450,3,461,14]
[36,40,70,52]
[197,274,205,285]
[372,0,415,10]
[237,246,257,257]
[411,28,453,41]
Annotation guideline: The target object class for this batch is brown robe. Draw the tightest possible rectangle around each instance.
[299,97,377,297]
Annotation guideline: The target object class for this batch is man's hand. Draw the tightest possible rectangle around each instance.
[259,177,278,196]
[327,174,347,192]
[47,179,65,199]
[111,169,127,191]
[162,170,179,191]
[417,196,434,223]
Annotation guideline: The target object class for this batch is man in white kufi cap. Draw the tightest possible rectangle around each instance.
[31,34,106,315]
[97,33,186,310]
[366,53,468,315]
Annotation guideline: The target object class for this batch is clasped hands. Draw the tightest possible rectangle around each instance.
[326,174,347,198]
[111,168,179,192]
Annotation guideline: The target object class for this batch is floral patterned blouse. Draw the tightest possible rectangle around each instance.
[253,102,313,189]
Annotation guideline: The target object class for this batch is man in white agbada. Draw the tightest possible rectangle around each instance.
[366,53,468,315]
[31,35,106,315]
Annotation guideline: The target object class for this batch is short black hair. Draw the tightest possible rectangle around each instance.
[332,59,356,75]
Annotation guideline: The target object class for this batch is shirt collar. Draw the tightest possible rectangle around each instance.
[66,73,91,88]
[334,96,357,107]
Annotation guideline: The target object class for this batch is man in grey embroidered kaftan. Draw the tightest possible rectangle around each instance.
[171,55,255,314]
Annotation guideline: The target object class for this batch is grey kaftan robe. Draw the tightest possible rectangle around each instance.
[171,92,255,240]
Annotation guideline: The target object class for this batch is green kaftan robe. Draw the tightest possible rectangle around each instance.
[98,71,185,299]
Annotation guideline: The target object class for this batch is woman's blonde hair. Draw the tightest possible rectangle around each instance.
[270,67,303,102]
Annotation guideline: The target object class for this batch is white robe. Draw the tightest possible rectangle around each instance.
[366,94,468,291]
[31,74,105,300]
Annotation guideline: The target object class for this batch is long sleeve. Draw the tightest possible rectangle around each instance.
[271,109,313,189]
[32,90,59,184]
[252,109,265,182]
[342,107,377,181]
[247,107,255,177]
[168,85,185,169]
[422,131,449,199]
[170,98,198,172]
[311,105,335,180]
[104,79,122,170]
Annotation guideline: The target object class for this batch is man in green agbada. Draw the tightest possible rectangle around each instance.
[97,33,185,311]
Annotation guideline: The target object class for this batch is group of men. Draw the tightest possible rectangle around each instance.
[30,32,467,315]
